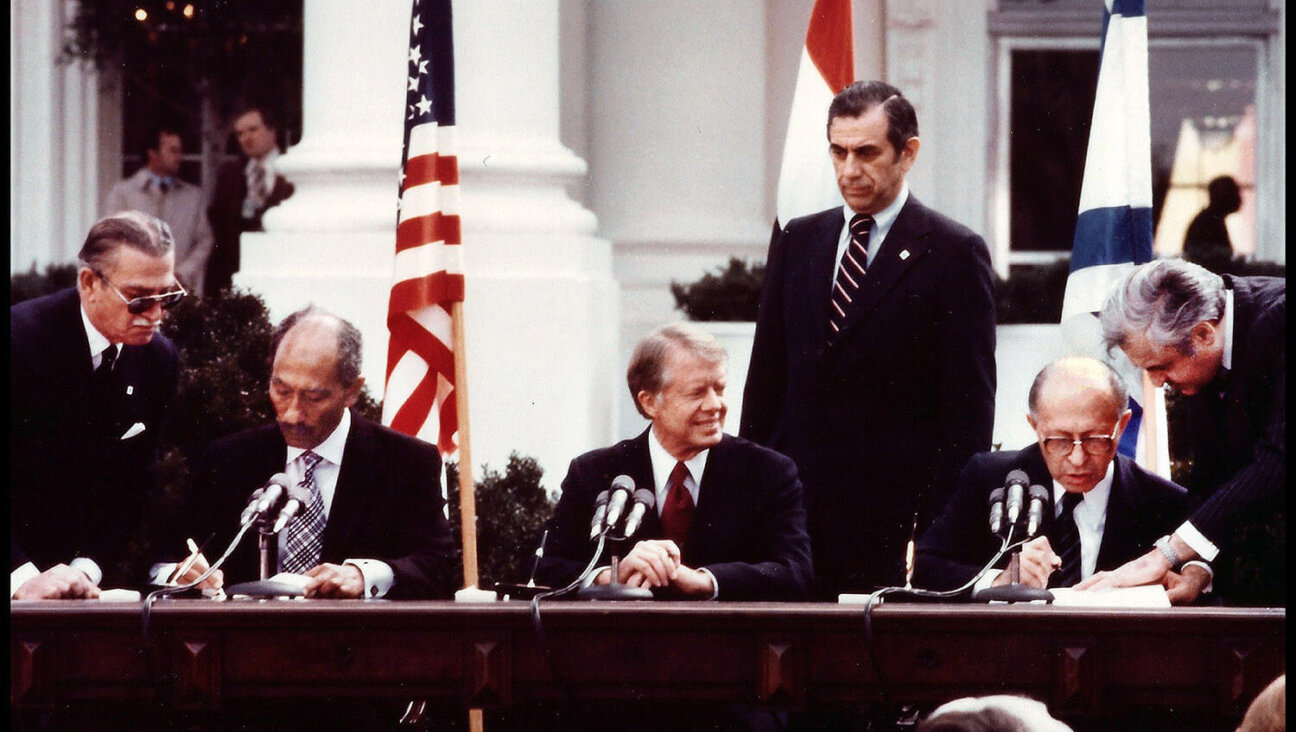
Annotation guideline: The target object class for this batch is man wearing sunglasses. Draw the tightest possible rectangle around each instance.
[915,357,1210,603]
[10,211,182,599]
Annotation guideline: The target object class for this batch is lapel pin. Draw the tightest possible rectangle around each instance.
[126,385,134,395]
[899,249,911,261]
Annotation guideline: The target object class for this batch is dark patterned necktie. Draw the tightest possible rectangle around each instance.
[829,214,874,342]
[1049,492,1084,588]
[660,461,695,547]
[283,451,326,574]
[93,346,118,393]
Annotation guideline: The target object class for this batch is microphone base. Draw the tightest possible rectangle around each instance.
[225,580,306,598]
[577,582,654,601]
[972,584,1054,604]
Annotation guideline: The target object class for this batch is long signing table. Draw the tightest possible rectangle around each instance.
[10,600,1285,724]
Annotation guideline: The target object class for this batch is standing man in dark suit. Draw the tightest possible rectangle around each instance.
[538,323,812,601]
[205,105,295,298]
[915,357,1208,602]
[161,306,457,599]
[741,80,996,599]
[1077,259,1284,604]
[11,211,183,599]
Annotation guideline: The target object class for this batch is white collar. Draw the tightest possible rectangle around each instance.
[79,303,116,364]
[841,182,909,238]
[286,408,351,468]
[245,148,280,173]
[646,426,710,501]
[1052,460,1113,518]
[1221,287,1234,371]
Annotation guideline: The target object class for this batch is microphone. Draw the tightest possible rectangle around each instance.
[239,473,293,526]
[271,484,312,534]
[1025,484,1049,537]
[987,487,1006,536]
[603,475,635,531]
[620,488,657,538]
[1003,469,1029,528]
[588,491,610,540]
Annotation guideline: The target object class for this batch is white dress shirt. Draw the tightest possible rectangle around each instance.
[832,183,910,294]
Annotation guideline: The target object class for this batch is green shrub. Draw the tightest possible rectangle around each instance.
[671,257,766,322]
[446,453,554,588]
[10,262,78,305]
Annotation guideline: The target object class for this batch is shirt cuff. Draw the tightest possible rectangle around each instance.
[974,569,1003,593]
[69,558,103,588]
[149,562,180,586]
[1176,522,1220,562]
[1182,560,1215,595]
[344,559,393,599]
[697,567,720,600]
[11,562,40,599]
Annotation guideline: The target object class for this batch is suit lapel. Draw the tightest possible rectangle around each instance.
[1094,456,1137,570]
[322,413,369,556]
[836,197,935,341]
[796,210,846,353]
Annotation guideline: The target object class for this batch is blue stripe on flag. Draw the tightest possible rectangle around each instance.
[1111,0,1146,18]
[1119,396,1141,458]
[1069,206,1154,272]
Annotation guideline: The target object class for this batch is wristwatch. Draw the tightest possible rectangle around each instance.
[1154,535,1184,571]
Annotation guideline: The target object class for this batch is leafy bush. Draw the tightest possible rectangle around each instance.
[446,454,554,588]
[10,262,79,305]
[671,257,766,322]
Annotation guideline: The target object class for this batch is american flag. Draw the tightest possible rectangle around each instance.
[383,0,464,456]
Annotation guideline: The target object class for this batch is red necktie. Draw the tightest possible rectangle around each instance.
[661,461,695,547]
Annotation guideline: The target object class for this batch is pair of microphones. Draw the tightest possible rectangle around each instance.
[987,469,1049,540]
[588,475,655,540]
[238,473,309,534]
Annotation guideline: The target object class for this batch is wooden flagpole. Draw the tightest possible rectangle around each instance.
[451,301,483,732]
[1141,370,1161,476]
[451,300,479,589]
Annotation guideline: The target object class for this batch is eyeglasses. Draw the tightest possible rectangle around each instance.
[1040,426,1119,458]
[95,270,187,314]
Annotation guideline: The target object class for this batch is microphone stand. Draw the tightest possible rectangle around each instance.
[971,524,1054,603]
[225,514,305,598]
[577,533,653,601]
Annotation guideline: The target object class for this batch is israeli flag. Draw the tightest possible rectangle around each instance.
[1060,0,1169,475]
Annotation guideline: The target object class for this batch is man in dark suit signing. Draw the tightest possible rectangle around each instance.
[537,323,812,601]
[915,357,1209,603]
[205,105,295,298]
[163,306,457,599]
[11,211,183,599]
[1077,259,1284,605]
[741,80,996,599]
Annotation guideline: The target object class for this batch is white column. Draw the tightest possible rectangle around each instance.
[10,0,104,273]
[240,0,617,479]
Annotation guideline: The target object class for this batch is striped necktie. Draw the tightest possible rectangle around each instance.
[1048,492,1084,588]
[282,451,326,574]
[829,214,874,342]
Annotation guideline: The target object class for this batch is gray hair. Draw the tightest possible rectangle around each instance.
[1027,356,1128,422]
[1099,259,1225,355]
[78,211,174,272]
[270,305,364,386]
[626,323,727,419]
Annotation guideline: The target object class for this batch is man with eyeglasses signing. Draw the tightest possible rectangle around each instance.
[11,211,183,599]
[915,357,1211,603]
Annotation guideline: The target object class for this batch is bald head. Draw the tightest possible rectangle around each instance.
[1028,357,1127,423]
[268,307,365,449]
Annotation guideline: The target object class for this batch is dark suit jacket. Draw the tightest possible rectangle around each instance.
[914,444,1189,591]
[10,288,179,587]
[1174,276,1284,602]
[741,198,996,597]
[205,157,295,297]
[176,413,458,599]
[535,431,813,601]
